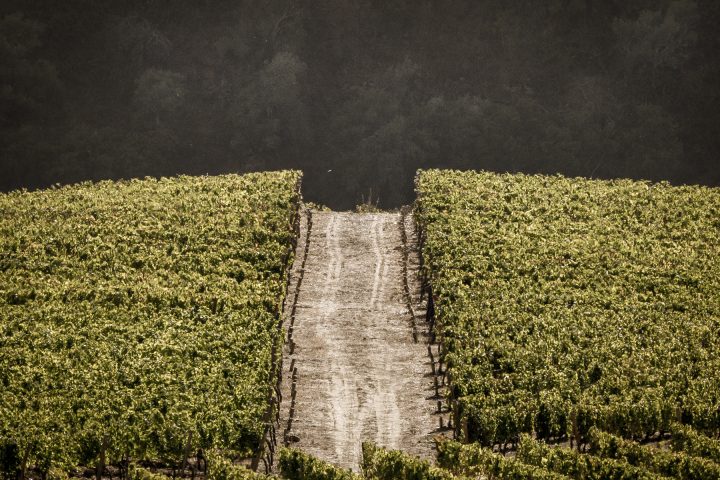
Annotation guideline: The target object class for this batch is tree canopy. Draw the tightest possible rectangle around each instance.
[1,0,718,208]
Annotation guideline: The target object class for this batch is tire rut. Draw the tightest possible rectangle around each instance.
[277,210,446,471]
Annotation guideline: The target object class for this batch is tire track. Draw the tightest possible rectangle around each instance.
[277,211,440,471]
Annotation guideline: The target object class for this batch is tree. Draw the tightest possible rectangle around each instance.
[228,51,311,170]
[0,13,62,127]
[133,68,185,126]
[111,15,171,68]
[613,1,698,78]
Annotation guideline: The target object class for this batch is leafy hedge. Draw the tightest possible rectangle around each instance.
[279,448,360,480]
[435,438,567,479]
[415,169,720,446]
[516,435,663,480]
[670,422,720,464]
[588,428,720,479]
[205,450,273,480]
[128,465,173,480]
[0,172,302,476]
[360,443,462,480]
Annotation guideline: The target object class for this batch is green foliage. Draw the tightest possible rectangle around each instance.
[360,443,462,480]
[415,169,720,447]
[516,435,663,480]
[670,422,720,464]
[588,428,720,479]
[128,465,172,480]
[303,202,331,212]
[278,448,360,480]
[205,449,273,480]
[0,171,301,476]
[435,438,567,479]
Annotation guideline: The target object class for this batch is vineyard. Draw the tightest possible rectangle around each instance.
[2,168,720,480]
[0,172,301,478]
[126,432,720,479]
[412,169,720,477]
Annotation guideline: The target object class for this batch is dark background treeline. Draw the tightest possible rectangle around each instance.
[1,0,718,209]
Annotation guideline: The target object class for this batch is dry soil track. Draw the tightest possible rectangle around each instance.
[277,210,446,471]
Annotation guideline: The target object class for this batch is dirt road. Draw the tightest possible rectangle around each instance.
[277,210,443,471]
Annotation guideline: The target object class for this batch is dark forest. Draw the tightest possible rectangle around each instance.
[1,0,718,209]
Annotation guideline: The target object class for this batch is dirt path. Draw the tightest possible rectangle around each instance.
[277,210,445,471]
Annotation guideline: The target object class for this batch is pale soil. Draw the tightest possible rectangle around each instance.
[277,210,446,471]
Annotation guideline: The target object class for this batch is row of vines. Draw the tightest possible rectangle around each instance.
[277,168,720,479]
[437,428,720,480]
[0,172,302,478]
[415,169,720,450]
[238,430,720,479]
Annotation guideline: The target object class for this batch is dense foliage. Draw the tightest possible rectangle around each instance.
[515,435,663,479]
[128,465,175,480]
[2,1,720,208]
[360,443,463,480]
[587,428,720,479]
[0,171,301,477]
[205,449,273,480]
[436,433,720,480]
[436,439,567,479]
[275,433,720,479]
[279,449,360,480]
[415,169,720,446]
[670,422,720,463]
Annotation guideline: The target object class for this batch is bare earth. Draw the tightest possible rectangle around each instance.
[278,210,443,471]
